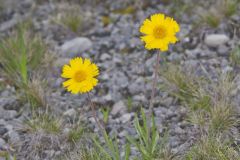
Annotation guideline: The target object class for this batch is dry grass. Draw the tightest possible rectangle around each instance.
[185,135,240,160]
[161,64,211,111]
[230,46,240,66]
[25,112,62,134]
[197,0,239,27]
[162,64,240,159]
[51,3,84,34]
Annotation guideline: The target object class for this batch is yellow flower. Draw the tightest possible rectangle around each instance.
[140,13,180,51]
[61,57,99,94]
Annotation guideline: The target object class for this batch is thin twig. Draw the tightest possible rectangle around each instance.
[87,93,105,133]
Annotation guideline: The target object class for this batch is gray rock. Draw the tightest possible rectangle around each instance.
[204,34,229,47]
[119,130,127,138]
[63,108,76,117]
[60,37,92,56]
[0,110,17,120]
[111,101,127,116]
[0,138,6,147]
[119,113,132,123]
[160,97,173,106]
[129,77,145,95]
[0,13,21,32]
[0,125,7,135]
[0,98,19,111]
[100,53,111,61]
[54,58,71,67]
[7,130,20,143]
[217,45,229,56]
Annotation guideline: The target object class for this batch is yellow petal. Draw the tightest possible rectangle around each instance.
[70,57,83,69]
[150,14,165,25]
[140,19,154,34]
[61,65,74,78]
[63,79,74,87]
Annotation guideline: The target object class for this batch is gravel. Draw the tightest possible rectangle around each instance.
[0,0,239,159]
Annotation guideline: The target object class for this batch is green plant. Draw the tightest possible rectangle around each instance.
[68,124,85,143]
[127,96,133,112]
[203,13,221,28]
[0,24,48,108]
[127,108,159,160]
[162,65,239,136]
[112,6,136,15]
[25,112,62,134]
[208,73,238,135]
[52,4,83,33]
[93,130,130,160]
[222,0,239,17]
[0,151,16,160]
[161,64,210,111]
[61,143,110,160]
[230,46,240,66]
[101,107,110,124]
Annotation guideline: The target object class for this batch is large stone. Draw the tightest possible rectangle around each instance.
[204,34,229,47]
[60,37,92,56]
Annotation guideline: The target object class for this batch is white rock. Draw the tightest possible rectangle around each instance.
[111,101,127,116]
[60,37,92,56]
[204,34,229,47]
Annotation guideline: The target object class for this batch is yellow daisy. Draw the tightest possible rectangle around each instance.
[61,57,99,94]
[140,13,180,51]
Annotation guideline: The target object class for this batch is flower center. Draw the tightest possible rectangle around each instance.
[153,26,167,39]
[74,70,87,82]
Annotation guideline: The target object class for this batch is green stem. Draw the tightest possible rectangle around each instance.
[87,93,105,134]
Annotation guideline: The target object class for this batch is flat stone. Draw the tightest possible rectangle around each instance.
[60,37,92,56]
[204,34,229,47]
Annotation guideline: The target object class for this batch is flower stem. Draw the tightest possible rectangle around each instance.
[87,93,105,133]
[149,51,161,117]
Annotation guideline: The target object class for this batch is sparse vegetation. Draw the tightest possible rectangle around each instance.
[185,135,240,160]
[93,130,130,160]
[162,64,240,159]
[127,96,133,112]
[0,23,48,108]
[230,46,240,66]
[0,0,240,159]
[25,112,62,134]
[101,107,110,124]
[51,4,84,34]
[197,0,239,27]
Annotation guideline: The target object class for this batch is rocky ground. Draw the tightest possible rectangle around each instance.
[0,0,240,159]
